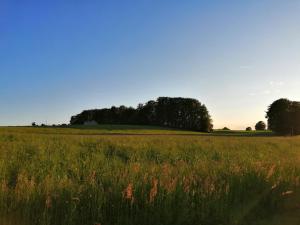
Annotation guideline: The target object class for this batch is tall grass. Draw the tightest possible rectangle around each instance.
[0,128,299,225]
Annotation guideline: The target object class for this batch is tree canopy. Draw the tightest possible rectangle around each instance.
[255,121,266,131]
[222,127,230,131]
[266,98,300,135]
[70,97,213,132]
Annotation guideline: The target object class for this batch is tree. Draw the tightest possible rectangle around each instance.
[266,98,300,135]
[32,122,36,127]
[246,127,252,131]
[255,121,266,131]
[70,97,213,132]
[266,98,291,134]
[222,127,230,131]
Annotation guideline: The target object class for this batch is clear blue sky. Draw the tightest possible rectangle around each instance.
[1,1,299,129]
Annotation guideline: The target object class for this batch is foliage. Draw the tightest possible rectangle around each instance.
[255,121,266,131]
[70,97,213,132]
[246,127,252,131]
[222,127,230,130]
[0,127,299,225]
[266,98,300,135]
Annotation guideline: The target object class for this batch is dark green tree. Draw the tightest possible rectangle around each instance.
[222,127,230,131]
[255,121,266,131]
[70,97,213,132]
[266,98,300,135]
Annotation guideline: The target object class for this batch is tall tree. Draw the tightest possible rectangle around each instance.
[266,98,300,135]
[70,97,213,132]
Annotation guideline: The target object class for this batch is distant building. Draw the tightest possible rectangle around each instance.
[83,120,98,126]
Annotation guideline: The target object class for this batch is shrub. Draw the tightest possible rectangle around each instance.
[222,127,230,131]
[255,121,266,131]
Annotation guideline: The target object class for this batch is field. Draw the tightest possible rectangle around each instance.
[0,126,299,225]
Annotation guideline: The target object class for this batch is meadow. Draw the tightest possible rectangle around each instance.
[0,126,299,225]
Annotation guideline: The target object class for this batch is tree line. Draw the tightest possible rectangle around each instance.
[70,97,300,135]
[70,97,213,132]
[243,98,299,135]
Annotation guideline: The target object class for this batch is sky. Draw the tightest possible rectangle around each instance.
[0,0,299,129]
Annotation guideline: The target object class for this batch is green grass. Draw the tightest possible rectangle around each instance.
[1,125,202,136]
[212,129,274,136]
[1,125,274,136]
[0,126,299,225]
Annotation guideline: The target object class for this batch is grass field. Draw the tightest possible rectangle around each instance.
[0,126,299,225]
[0,125,273,136]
